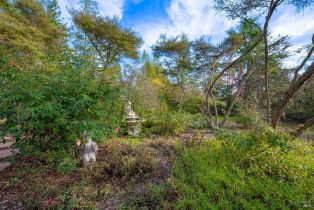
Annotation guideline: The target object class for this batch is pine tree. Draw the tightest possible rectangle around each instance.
[0,0,64,66]
[47,0,62,26]
[70,0,99,68]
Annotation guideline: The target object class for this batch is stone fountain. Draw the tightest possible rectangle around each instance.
[124,101,142,136]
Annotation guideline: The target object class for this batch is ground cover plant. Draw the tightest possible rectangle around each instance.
[172,126,314,209]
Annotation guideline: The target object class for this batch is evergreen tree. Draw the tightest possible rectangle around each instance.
[153,34,193,98]
[0,0,64,66]
[70,0,99,69]
[73,12,142,70]
[47,0,62,26]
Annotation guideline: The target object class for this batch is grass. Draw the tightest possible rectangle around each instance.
[171,129,314,209]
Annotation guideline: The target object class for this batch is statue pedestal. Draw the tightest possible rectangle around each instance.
[126,118,141,136]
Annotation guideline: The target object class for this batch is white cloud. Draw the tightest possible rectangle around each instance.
[58,0,234,49]
[135,0,235,50]
[270,5,314,67]
[98,0,124,19]
[57,0,313,68]
[58,0,125,22]
[270,6,314,41]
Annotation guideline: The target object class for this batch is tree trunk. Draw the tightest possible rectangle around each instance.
[271,61,314,128]
[264,34,271,124]
[293,116,314,137]
[209,86,219,126]
[220,69,253,127]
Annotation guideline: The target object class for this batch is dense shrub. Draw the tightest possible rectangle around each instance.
[0,51,123,171]
[180,94,203,114]
[143,109,192,135]
[233,109,261,128]
[189,113,208,129]
[171,127,314,209]
[285,77,314,123]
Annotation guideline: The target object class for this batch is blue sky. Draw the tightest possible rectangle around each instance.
[58,0,314,66]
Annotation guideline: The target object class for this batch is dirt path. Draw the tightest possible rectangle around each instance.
[0,136,18,172]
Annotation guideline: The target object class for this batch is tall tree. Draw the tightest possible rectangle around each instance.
[47,0,62,27]
[69,0,99,68]
[214,0,314,127]
[271,35,314,128]
[0,0,64,66]
[73,12,142,70]
[153,34,193,98]
[193,20,265,128]
[192,36,225,128]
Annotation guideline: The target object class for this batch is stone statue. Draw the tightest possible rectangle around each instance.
[124,101,138,118]
[124,101,142,136]
[77,131,98,168]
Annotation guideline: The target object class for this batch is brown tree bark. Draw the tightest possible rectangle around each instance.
[201,0,282,129]
[207,0,279,93]
[220,68,254,127]
[293,116,314,137]
[264,33,271,124]
[271,61,314,128]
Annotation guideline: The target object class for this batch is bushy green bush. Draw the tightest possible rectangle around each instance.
[171,127,314,209]
[0,50,123,171]
[143,109,192,135]
[180,94,203,114]
[142,109,208,136]
[189,113,208,129]
[233,110,261,128]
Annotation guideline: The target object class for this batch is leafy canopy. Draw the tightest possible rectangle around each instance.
[73,12,142,68]
[0,0,64,64]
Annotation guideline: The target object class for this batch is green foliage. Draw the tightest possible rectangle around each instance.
[128,60,196,135]
[44,149,78,173]
[47,0,63,28]
[189,113,208,129]
[143,109,192,136]
[285,77,314,122]
[78,0,99,15]
[73,12,142,68]
[234,113,259,128]
[0,0,64,65]
[153,34,193,97]
[130,61,169,116]
[179,94,202,114]
[0,50,123,171]
[55,179,98,209]
[171,127,314,209]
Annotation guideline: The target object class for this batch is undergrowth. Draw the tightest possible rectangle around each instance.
[171,126,314,209]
